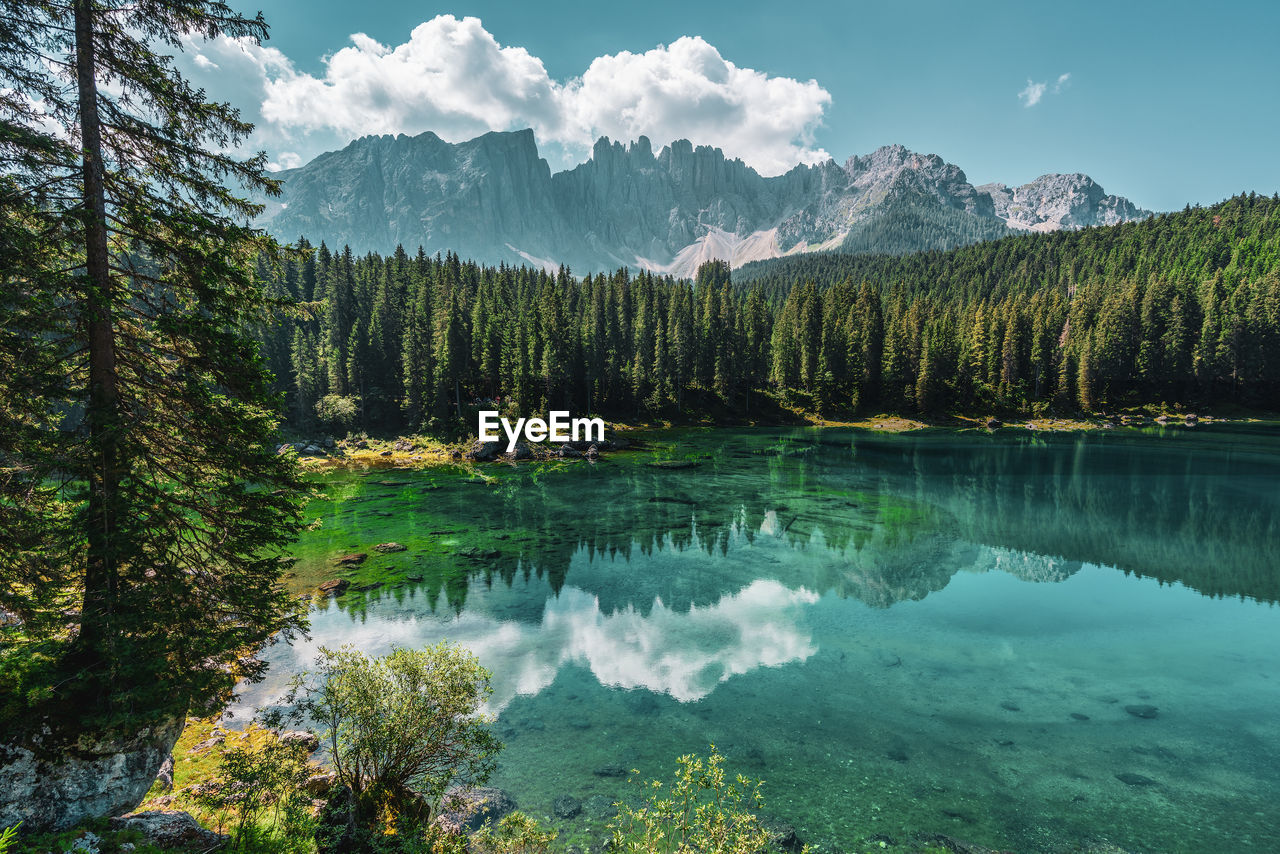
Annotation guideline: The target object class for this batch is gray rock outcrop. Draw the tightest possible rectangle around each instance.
[0,716,184,833]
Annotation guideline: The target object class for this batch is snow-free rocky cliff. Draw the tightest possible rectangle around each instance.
[258,130,1153,277]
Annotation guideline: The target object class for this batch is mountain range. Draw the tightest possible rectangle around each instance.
[257,129,1153,277]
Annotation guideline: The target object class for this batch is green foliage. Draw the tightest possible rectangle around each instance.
[256,195,1280,433]
[315,394,363,432]
[0,0,307,734]
[0,823,18,854]
[190,734,316,852]
[277,644,501,829]
[608,748,777,854]
[470,812,557,854]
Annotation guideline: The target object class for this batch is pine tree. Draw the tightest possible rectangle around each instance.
[0,0,305,733]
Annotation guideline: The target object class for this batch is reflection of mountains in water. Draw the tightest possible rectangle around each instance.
[335,427,1278,619]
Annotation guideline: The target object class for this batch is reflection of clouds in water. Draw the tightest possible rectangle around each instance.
[248,579,818,715]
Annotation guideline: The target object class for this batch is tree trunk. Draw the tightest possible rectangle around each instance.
[74,0,121,677]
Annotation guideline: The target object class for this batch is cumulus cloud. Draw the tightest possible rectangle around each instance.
[196,15,832,176]
[1019,71,1072,108]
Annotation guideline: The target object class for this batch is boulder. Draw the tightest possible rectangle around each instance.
[505,442,532,461]
[1124,704,1159,719]
[154,754,174,792]
[436,786,517,833]
[0,716,188,832]
[585,443,600,459]
[557,443,581,458]
[322,436,336,449]
[394,439,414,452]
[467,440,501,462]
[110,810,229,851]
[332,553,367,566]
[300,445,327,457]
[372,542,407,553]
[279,730,320,752]
[303,771,338,796]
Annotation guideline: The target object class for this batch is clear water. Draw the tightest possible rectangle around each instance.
[235,425,1280,853]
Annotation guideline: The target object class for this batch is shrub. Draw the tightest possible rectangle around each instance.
[608,747,778,854]
[190,734,316,851]
[276,643,501,830]
[471,812,557,854]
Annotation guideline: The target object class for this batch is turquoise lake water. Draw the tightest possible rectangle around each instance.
[234,425,1280,852]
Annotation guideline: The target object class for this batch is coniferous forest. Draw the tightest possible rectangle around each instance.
[262,193,1280,435]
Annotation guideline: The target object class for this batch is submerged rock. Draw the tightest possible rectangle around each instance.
[1115,772,1158,786]
[1071,713,1091,721]
[1124,704,1159,719]
[1000,701,1021,712]
[332,552,367,565]
[317,579,350,596]
[593,763,629,778]
[372,542,407,553]
[648,460,699,470]
[552,795,582,819]
[436,786,517,832]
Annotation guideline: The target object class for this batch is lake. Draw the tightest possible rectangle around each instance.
[234,425,1280,853]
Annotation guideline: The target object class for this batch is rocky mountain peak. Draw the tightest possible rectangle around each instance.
[258,129,1154,277]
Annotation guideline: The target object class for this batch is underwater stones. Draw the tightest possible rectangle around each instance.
[648,460,699,470]
[762,818,804,852]
[582,794,616,819]
[317,579,349,596]
[405,574,424,582]
[1000,701,1021,712]
[352,582,382,592]
[373,542,407,553]
[886,747,909,763]
[1115,772,1158,787]
[437,787,517,833]
[553,795,582,819]
[593,764,629,778]
[1071,713,1091,721]
[1125,704,1159,719]
[332,552,367,565]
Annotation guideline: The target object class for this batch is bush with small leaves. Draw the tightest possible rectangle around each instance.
[190,735,316,851]
[608,747,781,854]
[471,812,557,854]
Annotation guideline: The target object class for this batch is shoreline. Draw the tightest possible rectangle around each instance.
[286,410,1272,472]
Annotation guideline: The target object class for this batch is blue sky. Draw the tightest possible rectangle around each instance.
[189,0,1280,210]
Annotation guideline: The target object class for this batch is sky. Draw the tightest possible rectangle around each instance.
[180,0,1280,211]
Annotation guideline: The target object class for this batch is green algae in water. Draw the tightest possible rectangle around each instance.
[238,427,1280,853]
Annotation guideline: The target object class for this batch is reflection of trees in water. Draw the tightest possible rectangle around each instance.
[855,431,1280,605]
[336,428,1280,618]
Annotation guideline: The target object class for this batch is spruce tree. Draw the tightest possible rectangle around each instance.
[0,0,305,732]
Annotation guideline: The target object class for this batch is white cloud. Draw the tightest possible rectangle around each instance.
[196,15,832,176]
[192,53,218,70]
[1018,79,1047,107]
[1019,71,1072,108]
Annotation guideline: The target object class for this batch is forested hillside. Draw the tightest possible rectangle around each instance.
[259,194,1280,433]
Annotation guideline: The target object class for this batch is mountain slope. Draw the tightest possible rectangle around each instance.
[258,130,1153,276]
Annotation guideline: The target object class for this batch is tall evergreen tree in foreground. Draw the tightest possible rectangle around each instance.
[0,0,304,732]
